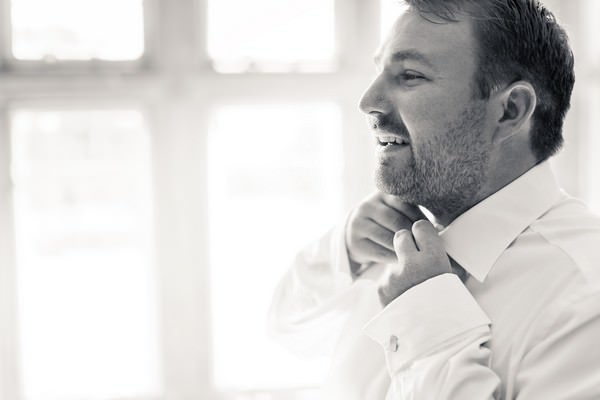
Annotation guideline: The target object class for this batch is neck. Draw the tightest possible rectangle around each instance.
[430,148,538,227]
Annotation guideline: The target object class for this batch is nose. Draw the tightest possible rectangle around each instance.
[359,74,389,116]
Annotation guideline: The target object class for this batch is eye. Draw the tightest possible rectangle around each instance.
[402,72,422,80]
[397,71,426,85]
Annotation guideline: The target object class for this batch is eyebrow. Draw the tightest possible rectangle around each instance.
[374,49,437,71]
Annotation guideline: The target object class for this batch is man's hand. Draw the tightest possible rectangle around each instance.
[345,192,426,274]
[378,220,452,306]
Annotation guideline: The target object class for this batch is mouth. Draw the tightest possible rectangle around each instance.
[376,135,410,147]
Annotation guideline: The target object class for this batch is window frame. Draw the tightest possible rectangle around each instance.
[0,0,156,74]
[0,0,596,399]
[0,0,380,399]
[8,101,162,400]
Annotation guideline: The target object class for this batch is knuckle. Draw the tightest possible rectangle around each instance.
[359,199,376,213]
[349,217,366,233]
[345,227,357,244]
[351,239,366,252]
[381,193,402,207]
[354,205,367,217]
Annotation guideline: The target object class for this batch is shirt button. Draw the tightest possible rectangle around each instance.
[388,335,399,352]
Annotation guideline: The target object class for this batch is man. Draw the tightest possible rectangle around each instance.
[269,0,600,398]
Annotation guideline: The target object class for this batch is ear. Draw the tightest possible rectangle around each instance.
[492,81,537,145]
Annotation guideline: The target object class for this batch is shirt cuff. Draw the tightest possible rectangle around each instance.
[363,273,491,370]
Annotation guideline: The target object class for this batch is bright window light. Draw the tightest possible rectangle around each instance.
[11,0,144,60]
[586,87,600,214]
[10,109,161,400]
[380,0,407,40]
[207,0,335,72]
[208,103,343,391]
[587,0,600,67]
[581,0,600,213]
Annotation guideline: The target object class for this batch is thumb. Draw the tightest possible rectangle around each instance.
[393,229,418,256]
[411,219,443,253]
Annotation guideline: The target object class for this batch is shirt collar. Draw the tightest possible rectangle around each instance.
[439,161,563,283]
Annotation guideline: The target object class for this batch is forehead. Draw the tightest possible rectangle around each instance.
[376,10,478,75]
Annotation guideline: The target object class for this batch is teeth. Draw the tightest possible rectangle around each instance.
[378,136,408,145]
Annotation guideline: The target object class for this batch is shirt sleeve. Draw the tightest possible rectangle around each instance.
[363,273,500,399]
[267,223,362,356]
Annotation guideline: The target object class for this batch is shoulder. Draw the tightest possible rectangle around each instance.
[527,194,600,285]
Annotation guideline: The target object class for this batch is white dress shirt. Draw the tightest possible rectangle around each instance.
[268,161,600,399]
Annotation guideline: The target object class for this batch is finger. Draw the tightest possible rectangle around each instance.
[393,229,417,256]
[357,238,397,264]
[411,219,443,253]
[380,194,427,221]
[351,214,396,249]
[359,222,396,251]
[368,205,414,233]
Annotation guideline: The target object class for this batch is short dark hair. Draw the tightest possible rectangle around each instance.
[402,0,575,161]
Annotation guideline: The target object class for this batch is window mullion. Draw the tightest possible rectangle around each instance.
[0,0,11,70]
[152,0,214,398]
[194,0,210,71]
[0,104,22,400]
[335,0,380,209]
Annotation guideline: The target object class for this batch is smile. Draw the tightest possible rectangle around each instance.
[376,136,410,146]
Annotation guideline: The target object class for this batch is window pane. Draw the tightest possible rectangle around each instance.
[586,86,600,213]
[10,109,160,399]
[380,0,407,40]
[583,1,600,212]
[207,0,335,73]
[586,0,600,67]
[11,0,144,60]
[208,104,343,391]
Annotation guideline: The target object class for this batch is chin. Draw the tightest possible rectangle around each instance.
[374,169,415,200]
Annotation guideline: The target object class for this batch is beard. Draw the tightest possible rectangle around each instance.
[375,100,491,218]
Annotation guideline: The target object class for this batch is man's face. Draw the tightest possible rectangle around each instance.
[359,10,494,218]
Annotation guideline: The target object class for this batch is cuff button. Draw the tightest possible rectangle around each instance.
[388,335,399,352]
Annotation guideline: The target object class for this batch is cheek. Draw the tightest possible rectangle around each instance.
[399,98,453,140]
[398,87,477,138]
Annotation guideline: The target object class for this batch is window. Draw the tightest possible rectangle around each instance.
[0,1,377,399]
[585,0,600,68]
[10,0,145,60]
[380,0,407,40]
[10,108,159,400]
[208,103,342,392]
[582,0,600,213]
[207,0,335,72]
[0,1,597,400]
